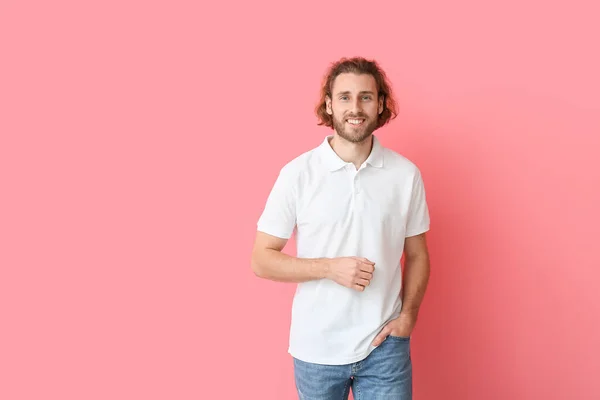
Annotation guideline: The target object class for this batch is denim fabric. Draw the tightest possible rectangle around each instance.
[293,335,412,399]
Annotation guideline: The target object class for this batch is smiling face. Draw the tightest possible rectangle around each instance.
[326,73,384,143]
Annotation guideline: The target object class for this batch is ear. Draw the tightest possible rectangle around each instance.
[326,96,333,115]
[378,95,384,114]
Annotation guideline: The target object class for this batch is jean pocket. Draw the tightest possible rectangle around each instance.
[387,334,410,341]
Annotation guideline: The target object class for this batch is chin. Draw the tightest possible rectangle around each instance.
[337,130,373,144]
[332,118,377,143]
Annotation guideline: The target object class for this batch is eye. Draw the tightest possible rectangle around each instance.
[340,96,349,101]
[362,96,372,101]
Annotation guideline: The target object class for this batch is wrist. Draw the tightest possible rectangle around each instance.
[400,308,419,319]
[316,258,331,280]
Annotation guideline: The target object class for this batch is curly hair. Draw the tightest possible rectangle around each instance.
[315,57,398,129]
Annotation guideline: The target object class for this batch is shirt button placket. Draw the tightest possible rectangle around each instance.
[353,172,362,212]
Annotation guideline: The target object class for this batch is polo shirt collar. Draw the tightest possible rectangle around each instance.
[319,134,384,171]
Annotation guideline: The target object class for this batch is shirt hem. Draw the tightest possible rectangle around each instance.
[405,225,430,237]
[256,225,292,240]
[288,346,377,366]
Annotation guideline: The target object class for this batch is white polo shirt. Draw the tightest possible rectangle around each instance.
[257,134,430,365]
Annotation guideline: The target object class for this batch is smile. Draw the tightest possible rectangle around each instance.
[346,119,365,126]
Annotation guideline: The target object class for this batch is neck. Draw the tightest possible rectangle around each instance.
[329,133,374,170]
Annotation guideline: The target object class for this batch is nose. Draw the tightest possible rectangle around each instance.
[349,97,363,114]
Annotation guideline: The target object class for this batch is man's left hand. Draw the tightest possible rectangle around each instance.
[371,312,417,347]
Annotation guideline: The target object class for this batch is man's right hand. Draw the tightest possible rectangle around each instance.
[325,257,376,291]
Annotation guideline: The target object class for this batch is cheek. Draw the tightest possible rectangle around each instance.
[331,107,344,119]
[369,104,381,117]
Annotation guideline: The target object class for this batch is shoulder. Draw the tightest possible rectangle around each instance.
[382,147,422,177]
[275,145,321,184]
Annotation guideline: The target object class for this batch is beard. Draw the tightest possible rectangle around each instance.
[332,113,378,143]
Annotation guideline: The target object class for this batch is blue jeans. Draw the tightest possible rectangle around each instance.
[293,335,412,399]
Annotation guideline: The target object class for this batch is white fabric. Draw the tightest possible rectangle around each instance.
[257,135,430,365]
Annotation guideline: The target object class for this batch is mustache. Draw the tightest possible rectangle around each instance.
[344,114,368,119]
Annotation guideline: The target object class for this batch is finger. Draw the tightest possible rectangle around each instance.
[355,278,370,287]
[359,271,373,281]
[353,283,366,292]
[353,257,375,265]
[371,333,388,347]
[359,263,375,273]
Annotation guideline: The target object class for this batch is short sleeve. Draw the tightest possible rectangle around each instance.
[405,169,431,237]
[256,165,297,239]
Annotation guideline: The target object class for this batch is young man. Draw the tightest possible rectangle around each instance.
[251,57,431,399]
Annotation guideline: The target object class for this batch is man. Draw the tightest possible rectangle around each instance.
[251,57,431,399]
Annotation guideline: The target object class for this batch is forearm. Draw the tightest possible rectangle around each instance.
[400,254,430,318]
[251,248,330,283]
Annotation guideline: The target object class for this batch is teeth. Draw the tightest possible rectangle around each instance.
[347,119,363,125]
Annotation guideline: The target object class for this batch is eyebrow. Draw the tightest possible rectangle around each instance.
[335,90,376,96]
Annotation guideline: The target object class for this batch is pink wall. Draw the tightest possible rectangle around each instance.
[2,0,599,399]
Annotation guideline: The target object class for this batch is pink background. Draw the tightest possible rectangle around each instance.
[1,0,599,399]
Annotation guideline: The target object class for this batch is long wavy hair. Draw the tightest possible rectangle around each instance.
[315,57,398,129]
